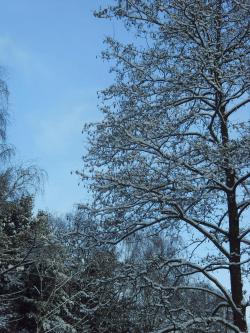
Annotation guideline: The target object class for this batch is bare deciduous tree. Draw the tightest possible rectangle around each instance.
[0,68,13,163]
[80,1,250,331]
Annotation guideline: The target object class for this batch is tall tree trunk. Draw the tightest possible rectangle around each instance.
[227,184,247,331]
[215,1,247,329]
[220,116,247,331]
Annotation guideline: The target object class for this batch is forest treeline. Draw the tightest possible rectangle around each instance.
[0,173,228,332]
[0,1,250,332]
[0,69,232,333]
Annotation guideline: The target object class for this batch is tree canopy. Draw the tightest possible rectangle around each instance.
[79,1,250,331]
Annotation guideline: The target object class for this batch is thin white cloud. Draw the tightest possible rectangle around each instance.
[0,35,50,80]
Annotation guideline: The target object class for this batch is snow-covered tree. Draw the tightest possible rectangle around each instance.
[0,67,12,163]
[80,1,250,331]
[0,69,48,332]
[0,195,35,331]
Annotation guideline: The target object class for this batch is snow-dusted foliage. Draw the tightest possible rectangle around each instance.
[79,1,250,332]
[0,72,79,332]
[0,67,13,165]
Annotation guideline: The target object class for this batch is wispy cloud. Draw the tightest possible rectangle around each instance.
[0,35,50,80]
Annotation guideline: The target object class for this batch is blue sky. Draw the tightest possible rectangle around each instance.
[0,0,119,214]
